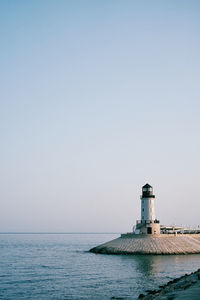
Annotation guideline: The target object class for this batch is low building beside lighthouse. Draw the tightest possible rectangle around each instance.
[135,183,160,235]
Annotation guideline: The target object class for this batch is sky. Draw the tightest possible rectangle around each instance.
[1,0,200,232]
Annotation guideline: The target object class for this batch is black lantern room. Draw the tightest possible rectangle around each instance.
[142,183,155,198]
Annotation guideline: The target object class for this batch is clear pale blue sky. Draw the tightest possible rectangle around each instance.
[1,0,200,232]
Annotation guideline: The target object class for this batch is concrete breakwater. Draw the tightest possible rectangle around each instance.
[90,234,200,255]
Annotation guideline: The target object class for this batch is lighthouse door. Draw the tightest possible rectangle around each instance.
[147,227,152,234]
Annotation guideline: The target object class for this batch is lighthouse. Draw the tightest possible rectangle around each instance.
[141,183,155,222]
[136,184,160,235]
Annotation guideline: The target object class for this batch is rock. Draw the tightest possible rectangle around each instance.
[167,296,175,300]
[137,268,200,299]
[183,283,192,290]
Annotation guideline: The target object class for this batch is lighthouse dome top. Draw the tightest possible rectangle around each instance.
[142,183,152,189]
[142,183,155,198]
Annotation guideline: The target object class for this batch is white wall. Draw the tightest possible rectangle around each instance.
[141,198,155,221]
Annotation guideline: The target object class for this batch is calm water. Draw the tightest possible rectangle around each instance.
[0,233,200,299]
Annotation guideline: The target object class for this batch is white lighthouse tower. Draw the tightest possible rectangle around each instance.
[141,183,155,222]
[136,184,160,235]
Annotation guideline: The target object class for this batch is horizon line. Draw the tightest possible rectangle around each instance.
[0,232,121,234]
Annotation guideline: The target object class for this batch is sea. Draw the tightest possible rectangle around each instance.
[0,233,200,300]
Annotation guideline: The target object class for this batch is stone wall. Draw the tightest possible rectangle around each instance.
[90,234,200,255]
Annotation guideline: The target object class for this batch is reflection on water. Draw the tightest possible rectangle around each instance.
[119,253,200,292]
[120,253,200,276]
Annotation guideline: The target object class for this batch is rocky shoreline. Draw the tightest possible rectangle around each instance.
[138,268,200,299]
